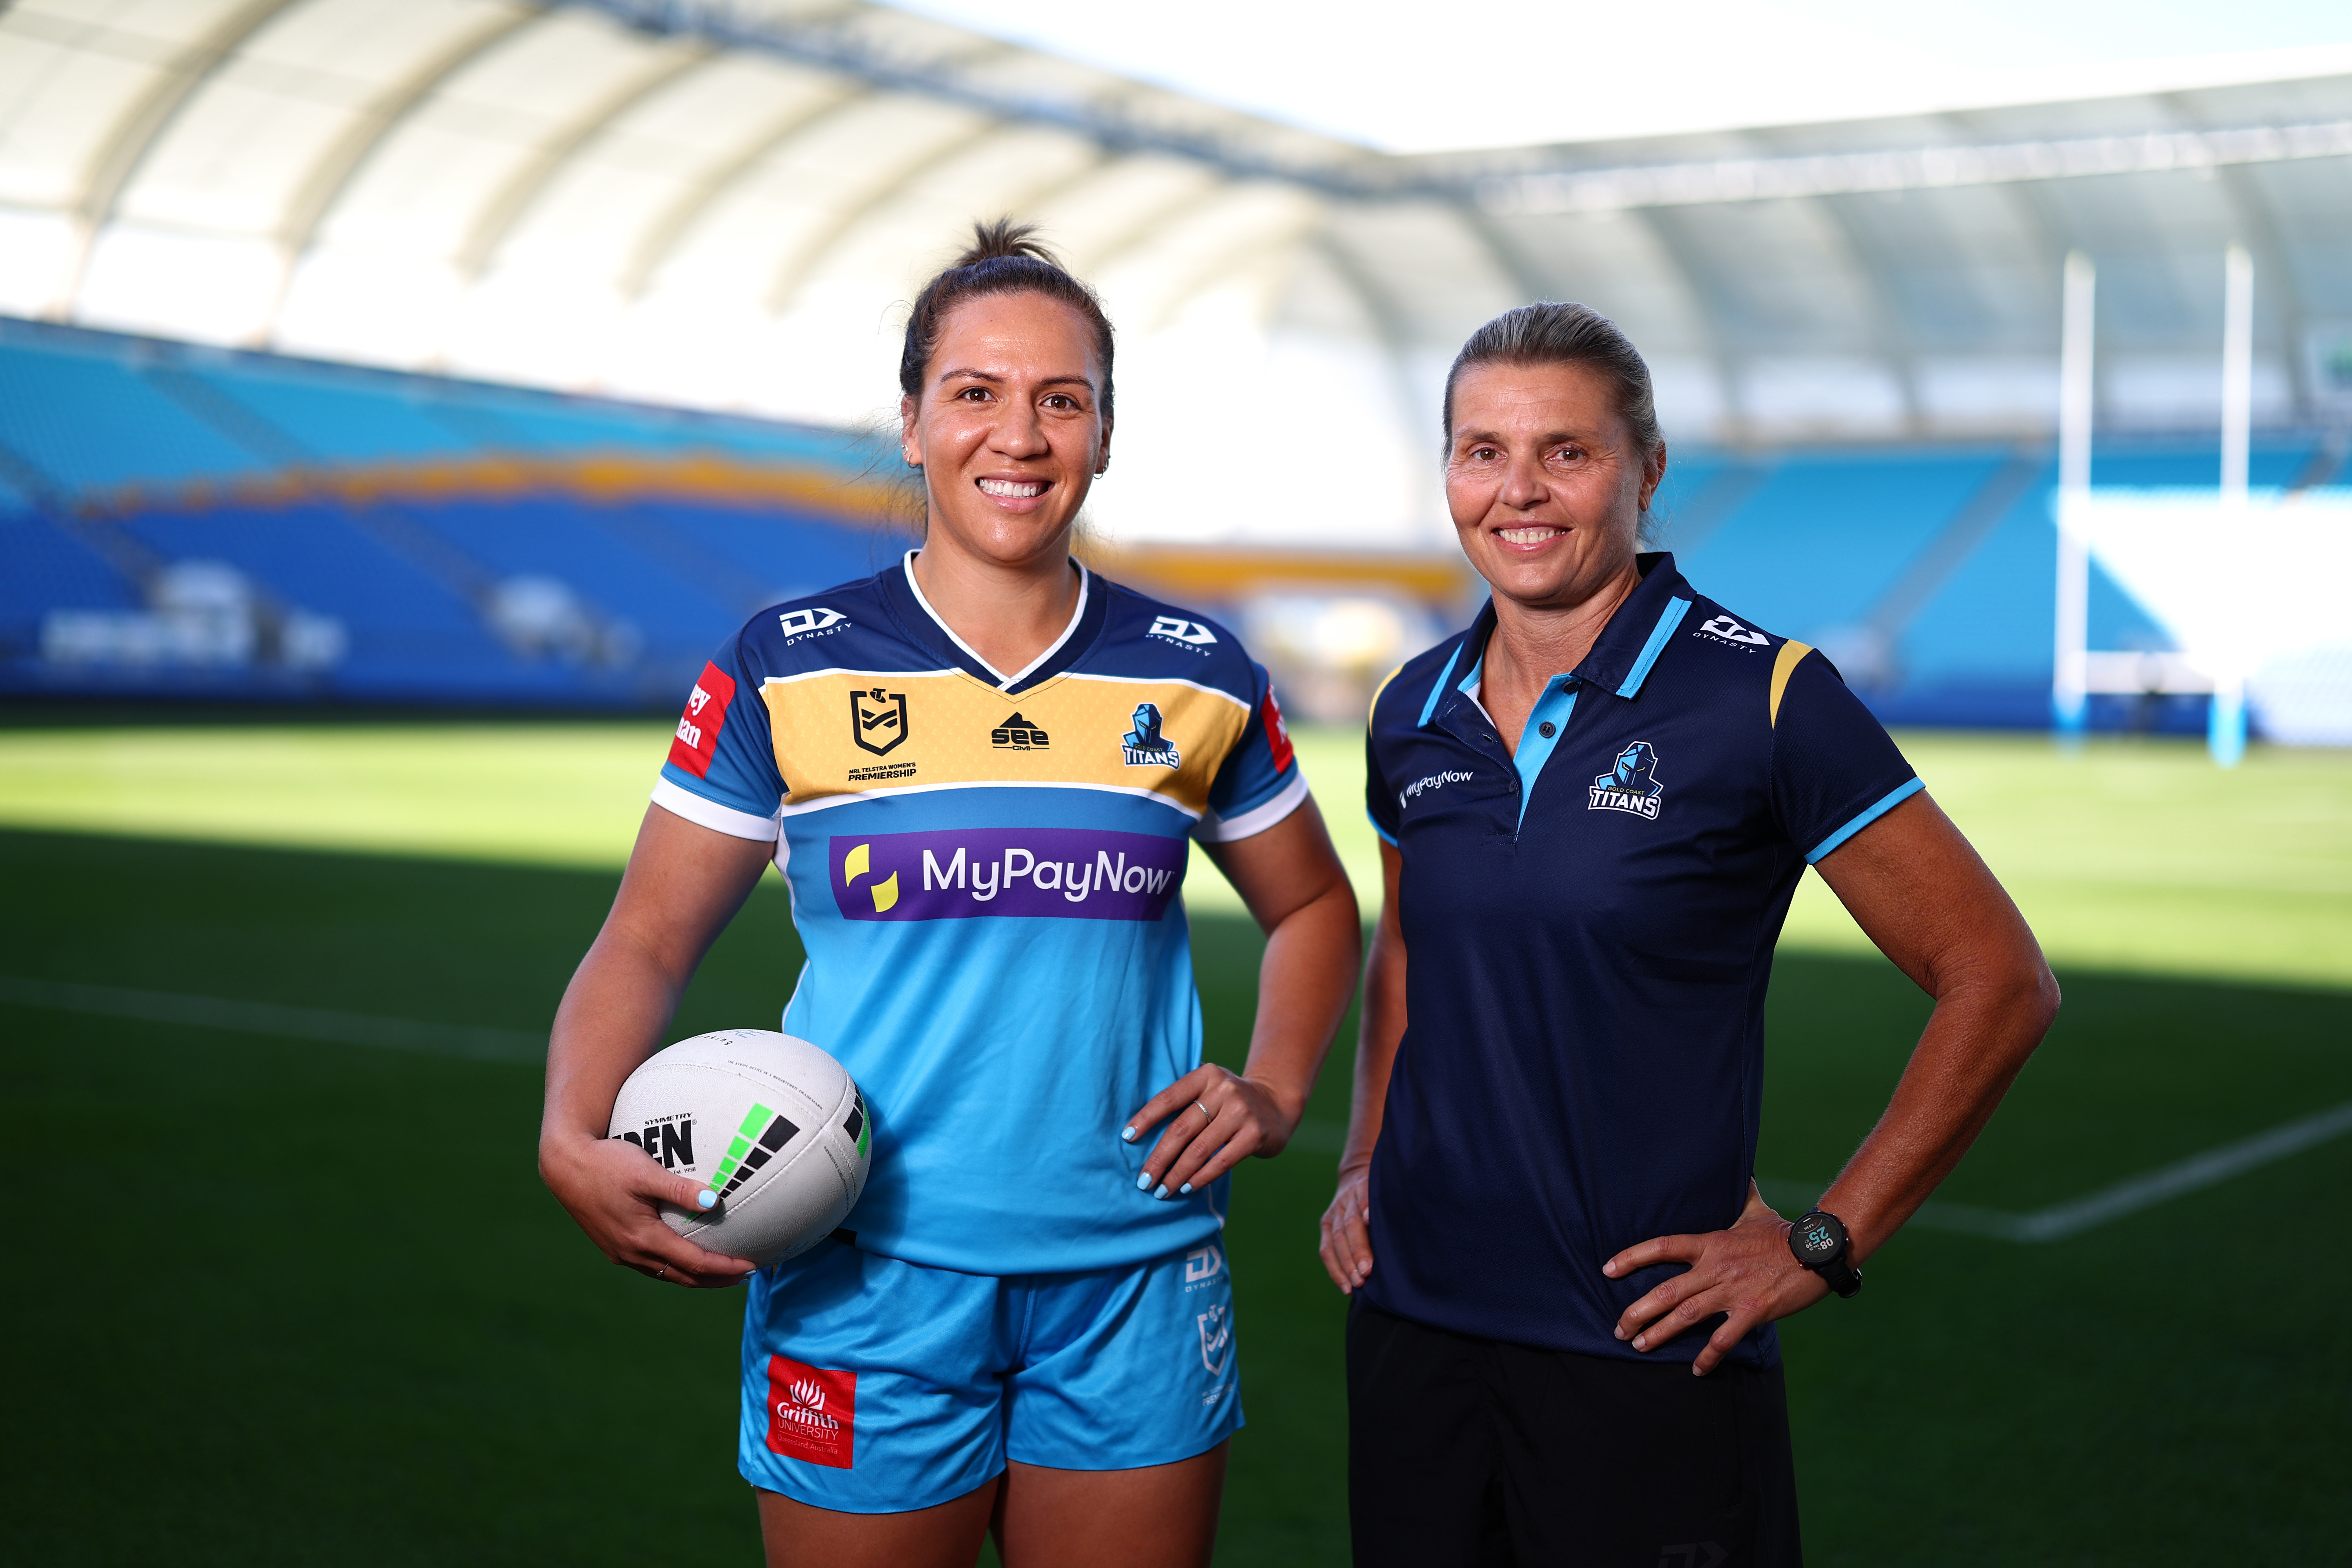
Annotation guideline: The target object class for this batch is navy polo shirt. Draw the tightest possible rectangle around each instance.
[1360,553,1920,1367]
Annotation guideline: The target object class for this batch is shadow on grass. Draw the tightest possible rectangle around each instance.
[1,830,2344,1566]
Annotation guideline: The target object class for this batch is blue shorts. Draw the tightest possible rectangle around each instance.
[737,1236,1243,1512]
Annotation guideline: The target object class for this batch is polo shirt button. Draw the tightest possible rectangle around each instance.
[1538,721,1556,738]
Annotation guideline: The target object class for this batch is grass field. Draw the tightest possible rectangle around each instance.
[3,719,2349,1564]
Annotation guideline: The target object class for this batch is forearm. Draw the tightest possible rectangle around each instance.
[1341,919,1406,1174]
[1819,962,2059,1258]
[541,928,695,1151]
[1239,878,1362,1129]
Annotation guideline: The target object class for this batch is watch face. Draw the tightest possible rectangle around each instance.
[1793,1212,1846,1264]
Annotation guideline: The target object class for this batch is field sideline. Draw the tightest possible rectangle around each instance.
[3,720,2348,1564]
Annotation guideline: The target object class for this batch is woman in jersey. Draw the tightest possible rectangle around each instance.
[1320,302,2059,1564]
[541,221,1361,1568]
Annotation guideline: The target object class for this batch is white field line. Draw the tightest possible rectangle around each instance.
[0,976,544,1063]
[1292,1107,2352,1244]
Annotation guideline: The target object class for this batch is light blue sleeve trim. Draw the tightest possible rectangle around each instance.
[1805,776,1925,863]
[1512,679,1580,831]
[1368,811,1398,847]
[1416,640,1464,727]
[1616,596,1692,698]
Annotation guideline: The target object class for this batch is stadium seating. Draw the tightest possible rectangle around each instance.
[0,315,2336,730]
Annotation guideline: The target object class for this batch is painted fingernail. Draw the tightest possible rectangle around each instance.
[1120,1126,1137,1142]
[1179,1182,1192,1195]
[696,1189,718,1210]
[1154,1184,1169,1199]
[1135,1173,1152,1190]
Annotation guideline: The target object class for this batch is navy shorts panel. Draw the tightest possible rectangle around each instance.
[1347,1299,1801,1567]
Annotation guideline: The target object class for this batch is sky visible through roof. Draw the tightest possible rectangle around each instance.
[878,0,2352,152]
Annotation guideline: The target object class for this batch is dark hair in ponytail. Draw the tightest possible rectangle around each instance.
[899,218,1116,419]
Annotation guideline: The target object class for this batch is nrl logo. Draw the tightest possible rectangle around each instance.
[1197,1304,1232,1375]
[852,687,908,756]
[778,606,847,640]
[1120,702,1181,768]
[1589,741,1665,820]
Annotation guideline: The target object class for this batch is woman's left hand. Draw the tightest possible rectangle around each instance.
[1123,1065,1305,1199]
[1603,1181,1829,1375]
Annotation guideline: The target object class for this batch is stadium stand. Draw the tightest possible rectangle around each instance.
[0,314,2338,729]
[0,317,907,707]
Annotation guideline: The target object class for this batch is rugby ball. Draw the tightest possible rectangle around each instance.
[608,1029,872,1266]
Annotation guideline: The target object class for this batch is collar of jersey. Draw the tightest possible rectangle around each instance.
[885,549,1108,695]
[1419,552,1694,730]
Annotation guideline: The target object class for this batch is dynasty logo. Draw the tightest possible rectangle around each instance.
[1589,741,1665,819]
[851,686,908,756]
[1120,702,1181,768]
[991,711,1049,750]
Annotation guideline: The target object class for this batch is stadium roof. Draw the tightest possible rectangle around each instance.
[5,0,2350,546]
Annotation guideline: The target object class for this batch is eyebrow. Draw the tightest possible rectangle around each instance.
[933,367,1096,391]
[1454,428,1592,447]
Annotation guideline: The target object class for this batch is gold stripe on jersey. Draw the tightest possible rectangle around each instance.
[760,669,1252,815]
[1769,640,1813,728]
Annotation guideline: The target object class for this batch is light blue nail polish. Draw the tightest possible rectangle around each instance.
[1120,1126,1137,1142]
[1135,1173,1151,1190]
[1154,1183,1169,1199]
[1179,1183,1192,1195]
[695,1189,718,1210]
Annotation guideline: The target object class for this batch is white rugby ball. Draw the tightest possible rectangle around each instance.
[609,1029,871,1267]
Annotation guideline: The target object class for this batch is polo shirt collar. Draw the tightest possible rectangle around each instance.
[1419,553,1695,730]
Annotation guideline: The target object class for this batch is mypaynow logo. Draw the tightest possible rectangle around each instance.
[828,829,1185,922]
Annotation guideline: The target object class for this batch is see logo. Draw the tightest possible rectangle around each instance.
[851,687,908,755]
[991,711,1049,750]
[766,1354,856,1468]
[668,662,735,777]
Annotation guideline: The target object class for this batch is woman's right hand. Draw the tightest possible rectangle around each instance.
[1319,1163,1376,1294]
[540,1131,759,1288]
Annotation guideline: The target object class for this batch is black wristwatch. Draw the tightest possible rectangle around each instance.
[1788,1209,1862,1298]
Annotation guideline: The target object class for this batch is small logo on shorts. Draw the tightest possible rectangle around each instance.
[1184,1244,1224,1285]
[1197,1304,1232,1375]
[766,1354,856,1468]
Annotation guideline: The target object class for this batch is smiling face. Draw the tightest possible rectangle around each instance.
[1443,360,1664,613]
[899,290,1110,570]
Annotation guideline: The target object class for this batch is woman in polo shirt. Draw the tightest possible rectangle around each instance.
[1319,302,2059,1565]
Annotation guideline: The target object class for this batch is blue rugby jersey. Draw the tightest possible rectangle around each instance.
[653,553,1306,1276]
[1360,553,1920,1366]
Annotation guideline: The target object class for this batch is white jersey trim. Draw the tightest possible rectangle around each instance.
[901,550,1091,690]
[776,777,1205,822]
[651,777,781,842]
[1192,768,1309,843]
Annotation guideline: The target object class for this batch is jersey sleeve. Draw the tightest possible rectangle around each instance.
[1365,674,1402,847]
[1194,659,1309,842]
[650,630,785,842]
[1768,645,1922,863]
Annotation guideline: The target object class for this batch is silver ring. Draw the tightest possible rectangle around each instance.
[1195,1100,1211,1116]
[657,1266,668,1279]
